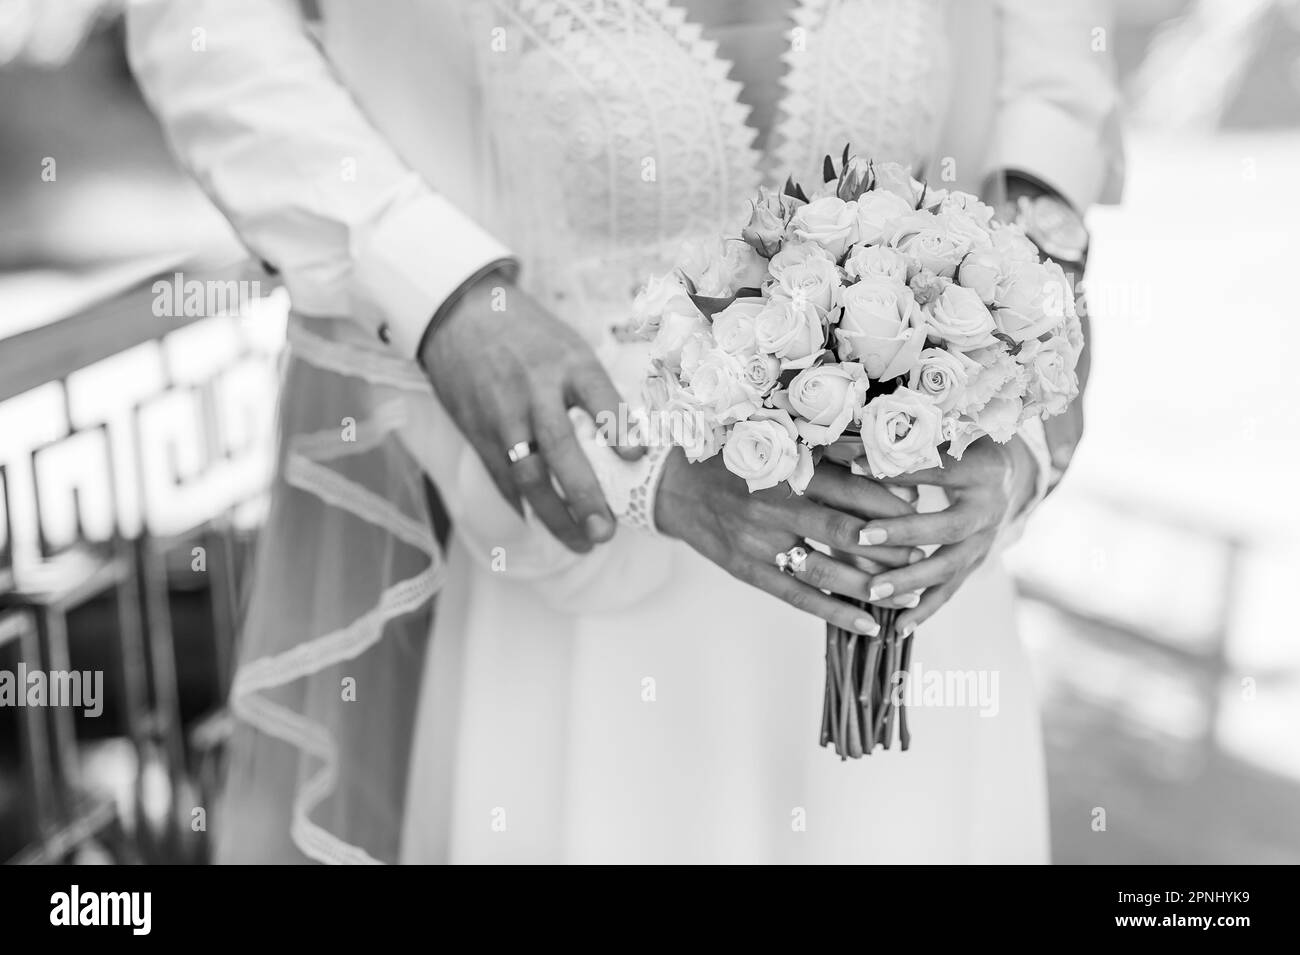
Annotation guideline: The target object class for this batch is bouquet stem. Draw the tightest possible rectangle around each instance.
[821,603,915,758]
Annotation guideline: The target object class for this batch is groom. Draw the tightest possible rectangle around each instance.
[128,0,1121,624]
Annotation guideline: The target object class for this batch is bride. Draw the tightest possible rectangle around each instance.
[127,0,1122,863]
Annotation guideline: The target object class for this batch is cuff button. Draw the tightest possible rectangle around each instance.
[378,322,392,345]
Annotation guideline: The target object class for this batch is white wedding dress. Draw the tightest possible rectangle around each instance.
[395,0,1050,864]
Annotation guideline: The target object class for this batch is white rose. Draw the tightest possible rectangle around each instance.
[845,244,909,284]
[722,408,815,493]
[836,154,874,201]
[889,211,966,277]
[944,399,1033,458]
[1062,294,1084,357]
[990,224,1041,263]
[650,306,710,375]
[719,238,771,291]
[767,240,836,278]
[940,210,992,254]
[788,196,860,260]
[871,162,919,204]
[768,244,843,311]
[710,299,763,357]
[663,395,724,462]
[961,342,1029,412]
[907,348,975,413]
[742,186,800,257]
[855,189,915,245]
[754,295,828,370]
[836,279,926,380]
[631,271,694,338]
[675,237,734,297]
[682,348,761,425]
[858,387,944,478]
[908,268,951,308]
[679,331,713,381]
[973,395,1023,443]
[939,191,996,229]
[1018,335,1079,418]
[957,249,1009,306]
[775,362,870,446]
[943,416,986,460]
[994,260,1070,342]
[741,352,782,396]
[919,185,949,211]
[927,283,999,350]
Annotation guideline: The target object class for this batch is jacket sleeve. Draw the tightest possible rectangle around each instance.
[125,0,516,357]
[983,0,1125,209]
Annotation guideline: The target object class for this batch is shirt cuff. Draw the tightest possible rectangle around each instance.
[982,99,1114,215]
[349,184,517,358]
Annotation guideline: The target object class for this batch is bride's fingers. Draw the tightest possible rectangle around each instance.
[870,589,923,609]
[858,544,925,568]
[805,466,915,521]
[857,501,988,548]
[773,499,879,556]
[865,539,979,600]
[895,558,981,636]
[824,546,888,576]
[790,550,875,601]
[747,562,881,636]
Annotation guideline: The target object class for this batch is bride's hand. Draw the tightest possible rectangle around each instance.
[653,448,921,636]
[829,435,1039,636]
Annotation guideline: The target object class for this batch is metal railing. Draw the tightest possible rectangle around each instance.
[0,255,283,863]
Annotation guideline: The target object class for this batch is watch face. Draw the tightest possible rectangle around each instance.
[1028,195,1088,262]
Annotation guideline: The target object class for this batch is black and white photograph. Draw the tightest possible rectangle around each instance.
[0,0,1297,888]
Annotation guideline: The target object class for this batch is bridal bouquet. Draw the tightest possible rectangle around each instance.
[632,148,1081,758]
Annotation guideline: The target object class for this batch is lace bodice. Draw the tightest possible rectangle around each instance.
[471,0,951,343]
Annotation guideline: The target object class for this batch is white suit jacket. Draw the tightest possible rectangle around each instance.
[127,0,1123,360]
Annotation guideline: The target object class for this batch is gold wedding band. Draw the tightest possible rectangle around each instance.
[507,440,537,465]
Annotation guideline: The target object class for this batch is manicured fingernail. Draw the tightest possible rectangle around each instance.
[584,513,614,541]
[900,622,916,638]
[869,582,894,601]
[900,592,921,608]
[855,616,880,636]
[909,549,925,564]
[859,527,887,545]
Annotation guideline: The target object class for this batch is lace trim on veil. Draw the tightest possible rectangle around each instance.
[228,324,442,865]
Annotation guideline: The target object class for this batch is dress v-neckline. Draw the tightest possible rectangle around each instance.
[672,0,796,155]
[655,0,823,186]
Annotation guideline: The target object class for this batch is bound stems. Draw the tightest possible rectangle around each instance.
[820,603,916,757]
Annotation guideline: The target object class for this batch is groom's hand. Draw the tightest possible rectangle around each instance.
[419,274,643,553]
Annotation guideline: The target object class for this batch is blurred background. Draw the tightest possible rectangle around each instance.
[1,0,1298,864]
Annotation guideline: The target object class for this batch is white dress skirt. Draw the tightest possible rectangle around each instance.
[398,516,1048,864]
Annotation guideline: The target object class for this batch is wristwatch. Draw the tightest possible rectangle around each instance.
[994,173,1089,273]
